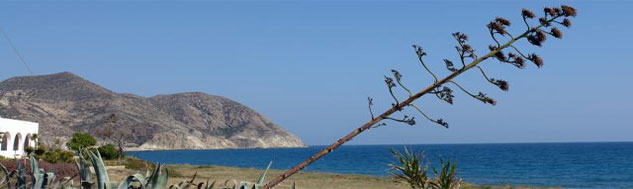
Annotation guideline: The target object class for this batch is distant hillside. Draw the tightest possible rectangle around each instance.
[0,72,305,150]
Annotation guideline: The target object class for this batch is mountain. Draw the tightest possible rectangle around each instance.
[0,72,305,150]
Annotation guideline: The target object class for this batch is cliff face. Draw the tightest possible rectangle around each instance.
[0,72,305,150]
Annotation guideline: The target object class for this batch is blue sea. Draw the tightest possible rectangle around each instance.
[127,142,633,188]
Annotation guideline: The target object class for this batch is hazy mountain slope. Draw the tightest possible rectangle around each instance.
[0,72,305,150]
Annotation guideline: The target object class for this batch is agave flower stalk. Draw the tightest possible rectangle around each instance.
[264,6,576,188]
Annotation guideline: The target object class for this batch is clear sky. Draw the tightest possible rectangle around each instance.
[1,1,631,145]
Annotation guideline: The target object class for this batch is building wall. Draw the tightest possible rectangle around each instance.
[0,118,39,158]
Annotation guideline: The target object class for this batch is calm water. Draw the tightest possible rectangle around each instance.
[127,142,633,188]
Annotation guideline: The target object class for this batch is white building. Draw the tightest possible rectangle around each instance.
[0,117,39,158]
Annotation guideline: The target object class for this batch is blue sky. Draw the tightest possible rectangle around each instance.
[1,1,631,145]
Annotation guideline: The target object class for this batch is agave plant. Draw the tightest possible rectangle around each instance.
[0,156,73,189]
[0,147,286,189]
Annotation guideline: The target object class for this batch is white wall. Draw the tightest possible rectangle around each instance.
[0,117,39,158]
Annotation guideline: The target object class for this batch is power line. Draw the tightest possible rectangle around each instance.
[0,27,33,75]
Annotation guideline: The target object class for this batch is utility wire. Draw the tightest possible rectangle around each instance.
[0,27,33,75]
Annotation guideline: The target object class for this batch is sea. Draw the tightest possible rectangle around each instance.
[126,142,633,188]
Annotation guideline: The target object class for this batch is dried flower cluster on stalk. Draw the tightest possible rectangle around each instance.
[370,5,576,129]
[264,5,577,189]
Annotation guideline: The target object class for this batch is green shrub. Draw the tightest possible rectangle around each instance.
[66,133,96,151]
[42,149,75,163]
[24,146,34,156]
[97,144,118,160]
[123,156,153,170]
[34,147,46,156]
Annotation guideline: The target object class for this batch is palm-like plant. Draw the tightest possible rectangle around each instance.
[390,147,462,189]
[389,147,431,189]
[432,159,461,189]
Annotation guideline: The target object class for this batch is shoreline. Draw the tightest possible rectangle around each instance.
[125,141,633,152]
[125,145,310,152]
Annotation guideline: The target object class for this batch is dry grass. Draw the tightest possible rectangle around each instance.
[106,164,408,189]
[104,164,554,189]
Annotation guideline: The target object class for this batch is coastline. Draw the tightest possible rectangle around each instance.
[125,141,633,151]
[125,145,310,152]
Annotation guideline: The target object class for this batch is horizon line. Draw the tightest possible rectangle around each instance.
[306,140,633,146]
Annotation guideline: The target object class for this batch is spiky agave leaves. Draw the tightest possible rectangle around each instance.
[253,161,273,189]
[0,156,73,189]
[29,156,42,188]
[87,150,108,189]
[75,149,92,188]
[432,158,462,189]
[16,158,26,188]
[146,163,169,189]
[389,147,430,189]
[117,173,147,189]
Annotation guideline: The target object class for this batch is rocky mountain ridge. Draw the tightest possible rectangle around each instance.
[0,72,305,150]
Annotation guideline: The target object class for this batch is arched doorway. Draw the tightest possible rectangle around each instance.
[24,134,32,150]
[13,133,22,151]
[1,132,10,151]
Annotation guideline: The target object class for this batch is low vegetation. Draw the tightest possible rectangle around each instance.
[0,150,285,189]
[389,147,462,189]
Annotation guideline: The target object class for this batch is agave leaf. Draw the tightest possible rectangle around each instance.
[146,167,152,180]
[250,161,273,189]
[205,180,216,189]
[118,174,142,189]
[238,182,249,189]
[147,163,161,188]
[29,156,45,189]
[29,156,38,174]
[107,181,120,189]
[158,168,169,189]
[257,162,272,185]
[16,159,26,188]
[75,152,92,187]
[30,170,44,189]
[223,179,238,189]
[147,163,169,189]
[133,173,147,187]
[42,172,55,188]
[88,149,110,189]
